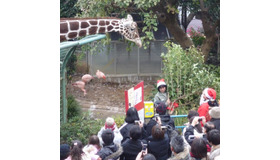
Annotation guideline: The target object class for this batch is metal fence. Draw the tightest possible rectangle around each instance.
[76,40,168,79]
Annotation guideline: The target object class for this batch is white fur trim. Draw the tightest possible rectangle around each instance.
[157,81,166,88]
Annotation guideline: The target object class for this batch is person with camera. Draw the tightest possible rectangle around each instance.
[120,125,146,160]
[145,103,175,137]
[184,116,207,146]
[119,107,147,144]
[135,148,156,160]
[147,125,170,160]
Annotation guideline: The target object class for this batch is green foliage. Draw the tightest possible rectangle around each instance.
[66,54,77,80]
[186,27,206,47]
[67,95,82,119]
[112,115,126,128]
[141,11,158,49]
[60,112,104,145]
[60,0,81,18]
[161,41,220,113]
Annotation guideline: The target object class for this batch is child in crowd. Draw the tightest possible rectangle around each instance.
[83,135,101,160]
[97,117,123,146]
[65,140,90,160]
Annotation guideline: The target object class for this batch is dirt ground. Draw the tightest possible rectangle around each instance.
[66,75,155,120]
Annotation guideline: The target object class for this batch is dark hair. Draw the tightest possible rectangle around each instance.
[143,153,156,160]
[70,140,83,160]
[157,84,167,92]
[207,129,220,145]
[170,135,185,154]
[101,129,114,146]
[130,125,142,140]
[190,138,207,159]
[88,135,101,149]
[60,144,70,160]
[125,107,140,123]
[189,117,203,133]
[151,125,165,140]
[204,122,215,134]
[187,110,199,120]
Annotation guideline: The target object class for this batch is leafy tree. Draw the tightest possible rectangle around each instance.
[60,0,81,18]
[74,0,219,62]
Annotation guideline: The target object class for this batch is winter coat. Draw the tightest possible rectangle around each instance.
[198,103,211,126]
[210,118,220,131]
[146,115,175,137]
[184,125,206,146]
[147,134,170,160]
[120,139,143,160]
[120,122,147,144]
[97,126,123,146]
[209,145,220,160]
[198,101,219,127]
[96,143,123,160]
[82,144,100,160]
[65,153,91,160]
[154,92,169,106]
[167,147,189,160]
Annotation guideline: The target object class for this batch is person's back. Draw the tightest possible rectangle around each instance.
[168,135,189,160]
[65,140,90,160]
[98,117,123,146]
[207,129,220,160]
[120,125,143,160]
[209,107,220,131]
[147,125,170,160]
[97,129,123,160]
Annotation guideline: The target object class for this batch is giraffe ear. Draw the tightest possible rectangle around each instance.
[127,14,133,21]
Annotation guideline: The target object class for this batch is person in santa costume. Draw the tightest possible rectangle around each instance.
[154,79,171,108]
[197,88,219,127]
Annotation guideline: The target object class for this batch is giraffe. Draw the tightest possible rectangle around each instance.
[60,14,142,48]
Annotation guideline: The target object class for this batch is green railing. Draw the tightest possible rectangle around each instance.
[60,34,106,123]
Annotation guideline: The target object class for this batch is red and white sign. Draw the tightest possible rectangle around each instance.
[125,81,144,121]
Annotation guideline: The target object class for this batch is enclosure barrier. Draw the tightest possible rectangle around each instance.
[60,34,106,123]
[170,115,188,129]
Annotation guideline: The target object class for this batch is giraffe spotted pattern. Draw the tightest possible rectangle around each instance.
[60,15,142,48]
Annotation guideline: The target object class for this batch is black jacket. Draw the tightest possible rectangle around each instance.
[146,115,175,137]
[120,139,143,160]
[147,134,170,160]
[184,125,208,146]
[120,122,148,144]
[210,118,220,131]
[97,143,123,160]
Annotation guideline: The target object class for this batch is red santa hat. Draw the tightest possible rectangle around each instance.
[157,79,167,89]
[203,88,216,101]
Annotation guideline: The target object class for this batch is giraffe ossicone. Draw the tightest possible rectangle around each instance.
[60,14,142,48]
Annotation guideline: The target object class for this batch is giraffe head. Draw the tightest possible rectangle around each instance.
[120,15,142,48]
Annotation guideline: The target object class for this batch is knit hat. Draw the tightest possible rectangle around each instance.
[204,88,216,101]
[105,117,116,131]
[209,107,220,119]
[157,79,167,91]
[156,102,167,115]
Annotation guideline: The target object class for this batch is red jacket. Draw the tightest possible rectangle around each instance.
[197,102,211,127]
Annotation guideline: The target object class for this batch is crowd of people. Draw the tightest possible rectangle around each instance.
[61,79,220,160]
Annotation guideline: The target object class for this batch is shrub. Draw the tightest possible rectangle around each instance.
[67,95,82,120]
[60,112,104,145]
[161,41,220,114]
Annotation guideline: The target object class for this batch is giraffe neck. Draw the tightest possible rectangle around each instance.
[60,18,125,41]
